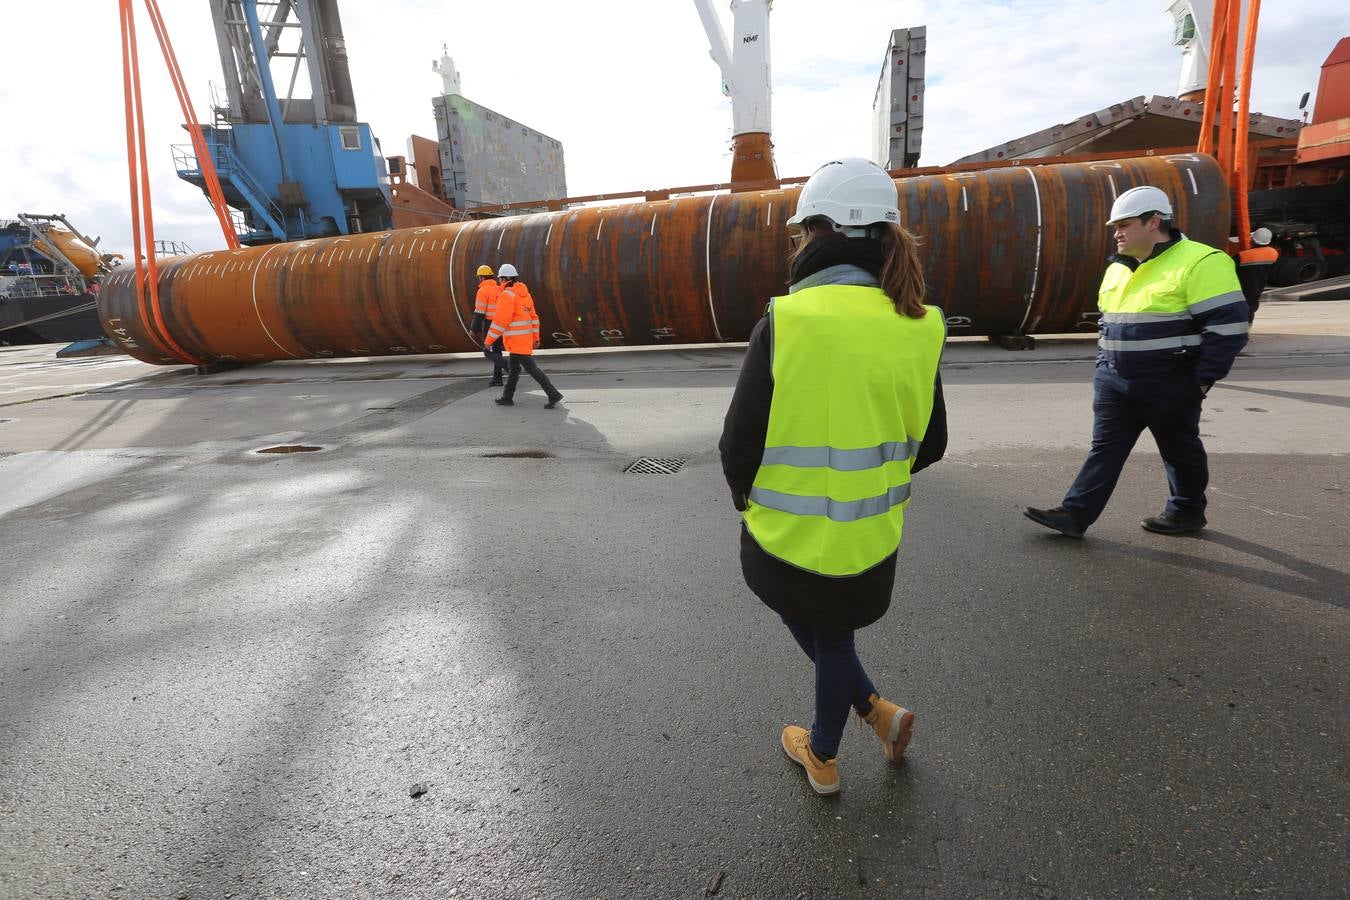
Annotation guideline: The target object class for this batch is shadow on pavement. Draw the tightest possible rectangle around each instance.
[1087,531,1349,610]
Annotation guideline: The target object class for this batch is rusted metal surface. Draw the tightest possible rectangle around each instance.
[465,145,1204,216]
[99,154,1229,365]
[729,133,777,187]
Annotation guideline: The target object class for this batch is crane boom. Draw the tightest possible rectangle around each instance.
[692,0,734,87]
[691,0,775,184]
[1168,0,1216,99]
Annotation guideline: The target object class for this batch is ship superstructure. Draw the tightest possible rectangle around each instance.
[0,214,119,346]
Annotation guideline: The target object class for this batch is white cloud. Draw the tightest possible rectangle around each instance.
[1,1,1339,256]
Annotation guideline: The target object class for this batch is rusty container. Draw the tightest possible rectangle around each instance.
[99,153,1228,365]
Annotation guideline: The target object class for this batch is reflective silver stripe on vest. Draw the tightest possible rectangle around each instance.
[1203,321,1250,336]
[748,483,912,522]
[1098,334,1203,352]
[1188,290,1246,315]
[760,439,922,472]
[1099,310,1191,324]
[503,328,534,336]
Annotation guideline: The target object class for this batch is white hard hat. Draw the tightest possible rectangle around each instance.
[497,263,518,278]
[1251,227,1273,246]
[786,158,901,235]
[1106,186,1174,225]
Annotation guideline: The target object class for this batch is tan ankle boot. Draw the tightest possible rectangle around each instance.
[862,693,914,762]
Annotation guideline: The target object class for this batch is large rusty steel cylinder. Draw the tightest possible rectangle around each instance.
[99,154,1228,366]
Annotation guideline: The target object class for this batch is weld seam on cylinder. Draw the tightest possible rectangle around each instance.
[251,242,298,359]
[446,223,476,345]
[705,193,724,344]
[1016,166,1044,335]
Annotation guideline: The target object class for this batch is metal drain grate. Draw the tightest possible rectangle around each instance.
[625,456,687,475]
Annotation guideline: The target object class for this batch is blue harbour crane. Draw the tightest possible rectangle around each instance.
[174,0,392,244]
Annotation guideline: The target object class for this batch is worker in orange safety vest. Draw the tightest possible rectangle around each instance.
[1236,228,1279,324]
[470,264,508,385]
[485,263,564,409]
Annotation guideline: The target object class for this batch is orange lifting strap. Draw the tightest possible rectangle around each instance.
[119,0,240,366]
[1196,0,1262,253]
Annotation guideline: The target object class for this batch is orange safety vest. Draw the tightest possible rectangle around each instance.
[1238,245,1279,267]
[485,281,541,354]
[474,278,501,317]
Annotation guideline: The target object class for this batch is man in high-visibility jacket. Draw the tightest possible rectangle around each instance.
[1025,185,1249,537]
[470,264,507,386]
[485,263,563,409]
[1237,227,1279,323]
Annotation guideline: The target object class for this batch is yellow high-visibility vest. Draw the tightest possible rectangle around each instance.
[743,284,945,577]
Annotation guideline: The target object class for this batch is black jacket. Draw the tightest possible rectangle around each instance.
[718,234,947,630]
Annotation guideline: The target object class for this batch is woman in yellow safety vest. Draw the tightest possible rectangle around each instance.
[719,157,948,797]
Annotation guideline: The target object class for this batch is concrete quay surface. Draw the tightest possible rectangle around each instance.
[1,300,1346,898]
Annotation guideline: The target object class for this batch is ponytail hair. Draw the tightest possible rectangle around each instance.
[789,220,928,319]
[876,223,927,318]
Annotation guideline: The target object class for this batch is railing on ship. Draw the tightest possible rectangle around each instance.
[154,239,196,257]
[172,136,284,243]
[1,272,89,299]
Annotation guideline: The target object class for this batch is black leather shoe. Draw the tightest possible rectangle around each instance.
[1023,506,1085,538]
[489,378,504,387]
[544,395,564,409]
[494,397,514,406]
[1141,510,1206,534]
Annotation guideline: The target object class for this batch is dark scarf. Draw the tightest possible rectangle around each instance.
[788,232,885,287]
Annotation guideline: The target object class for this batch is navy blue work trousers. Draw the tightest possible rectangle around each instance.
[1062,365,1208,529]
[781,617,877,759]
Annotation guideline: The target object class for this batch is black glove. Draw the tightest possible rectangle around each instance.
[732,491,748,512]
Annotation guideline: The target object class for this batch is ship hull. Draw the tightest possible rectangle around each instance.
[0,293,103,346]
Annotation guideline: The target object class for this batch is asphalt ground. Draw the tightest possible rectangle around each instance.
[1,302,1347,899]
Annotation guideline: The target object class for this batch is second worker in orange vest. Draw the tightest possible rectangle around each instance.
[485,264,564,409]
[470,264,508,386]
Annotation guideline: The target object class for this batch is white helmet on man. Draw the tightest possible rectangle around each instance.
[497,263,519,278]
[786,157,901,236]
[1106,186,1174,226]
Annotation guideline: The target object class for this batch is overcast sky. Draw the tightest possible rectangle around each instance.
[0,1,1341,255]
